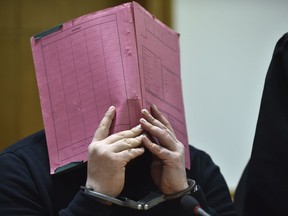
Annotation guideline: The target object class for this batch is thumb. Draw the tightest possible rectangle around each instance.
[93,106,116,141]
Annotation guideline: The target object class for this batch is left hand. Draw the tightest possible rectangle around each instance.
[86,106,144,197]
[139,104,188,195]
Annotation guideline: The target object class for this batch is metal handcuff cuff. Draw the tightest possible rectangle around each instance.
[81,179,197,210]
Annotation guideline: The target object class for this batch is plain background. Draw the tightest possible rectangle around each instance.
[172,0,288,190]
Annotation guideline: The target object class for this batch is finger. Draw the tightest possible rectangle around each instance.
[140,118,177,149]
[150,104,175,133]
[111,136,143,153]
[93,106,116,141]
[141,108,160,126]
[141,109,177,141]
[105,124,143,144]
[142,108,175,139]
[141,135,170,160]
[116,147,145,164]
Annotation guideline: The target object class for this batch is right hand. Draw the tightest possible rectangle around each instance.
[85,106,145,197]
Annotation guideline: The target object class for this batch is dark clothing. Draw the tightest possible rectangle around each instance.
[0,130,236,216]
[234,33,288,216]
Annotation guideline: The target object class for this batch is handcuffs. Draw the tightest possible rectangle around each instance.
[81,179,197,210]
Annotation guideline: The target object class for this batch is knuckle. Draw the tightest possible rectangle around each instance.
[160,128,170,138]
[155,144,163,153]
[88,142,111,158]
[123,138,132,145]
[97,122,107,131]
[130,128,139,136]
[116,131,126,139]
[150,116,156,123]
[124,138,137,147]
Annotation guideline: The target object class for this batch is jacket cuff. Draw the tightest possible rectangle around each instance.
[59,190,111,216]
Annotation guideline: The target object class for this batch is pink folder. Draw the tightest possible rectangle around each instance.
[30,1,190,174]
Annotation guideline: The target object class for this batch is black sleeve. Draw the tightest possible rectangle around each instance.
[0,152,112,216]
[186,145,237,216]
[0,152,47,216]
[59,191,111,216]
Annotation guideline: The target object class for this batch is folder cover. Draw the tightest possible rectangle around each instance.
[30,1,189,173]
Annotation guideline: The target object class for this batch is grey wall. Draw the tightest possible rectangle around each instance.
[172,0,288,190]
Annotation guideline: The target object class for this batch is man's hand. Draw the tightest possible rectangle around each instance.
[86,106,145,197]
[140,104,188,195]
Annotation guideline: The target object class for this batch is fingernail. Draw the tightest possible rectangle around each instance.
[152,104,158,111]
[140,134,148,139]
[140,118,147,123]
[134,124,142,130]
[108,106,115,111]
[142,109,149,115]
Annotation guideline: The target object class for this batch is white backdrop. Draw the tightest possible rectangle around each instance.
[172,0,288,190]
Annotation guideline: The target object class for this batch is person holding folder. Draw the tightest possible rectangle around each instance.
[0,104,236,215]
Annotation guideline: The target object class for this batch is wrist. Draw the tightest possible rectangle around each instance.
[81,186,114,206]
[164,179,196,200]
[85,179,116,197]
[81,179,197,210]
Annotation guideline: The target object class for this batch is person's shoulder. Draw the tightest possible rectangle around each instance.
[187,144,224,190]
[187,144,220,174]
[1,130,47,158]
[188,144,214,162]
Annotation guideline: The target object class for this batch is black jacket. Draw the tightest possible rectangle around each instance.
[0,130,236,216]
[234,32,288,216]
